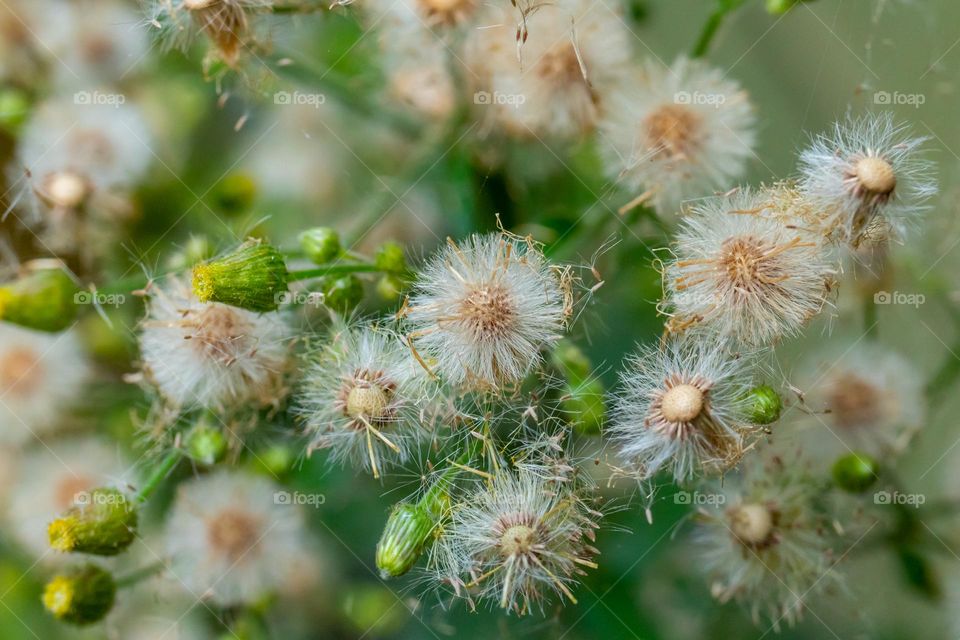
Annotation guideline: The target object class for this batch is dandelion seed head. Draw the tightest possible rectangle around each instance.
[610,337,757,483]
[406,233,567,388]
[798,112,936,245]
[665,189,834,345]
[139,277,291,411]
[598,57,756,213]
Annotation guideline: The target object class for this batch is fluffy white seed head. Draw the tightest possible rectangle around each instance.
[405,233,568,388]
[432,469,600,613]
[798,112,936,245]
[164,470,308,606]
[664,189,835,345]
[695,454,837,629]
[802,343,923,458]
[147,0,274,64]
[464,0,632,139]
[0,324,90,447]
[598,57,756,213]
[139,276,292,411]
[609,337,757,483]
[296,323,431,478]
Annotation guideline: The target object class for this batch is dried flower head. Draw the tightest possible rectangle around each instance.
[139,276,291,410]
[802,343,924,458]
[609,337,758,483]
[165,470,308,606]
[798,112,936,245]
[147,0,273,65]
[598,57,756,213]
[694,454,838,629]
[0,324,89,447]
[296,323,431,478]
[405,233,568,388]
[664,189,835,345]
[432,469,600,613]
[465,0,632,139]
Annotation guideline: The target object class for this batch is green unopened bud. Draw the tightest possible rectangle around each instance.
[299,227,342,265]
[766,0,807,14]
[0,87,30,134]
[192,240,289,312]
[184,421,227,466]
[42,565,116,625]
[48,488,138,556]
[563,379,606,435]
[747,385,782,425]
[376,503,434,578]
[375,274,404,302]
[832,452,880,493]
[374,242,408,275]
[0,260,80,332]
[321,274,363,313]
[551,340,591,383]
[213,173,257,216]
[252,444,294,477]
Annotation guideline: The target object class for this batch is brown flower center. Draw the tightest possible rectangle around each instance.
[207,509,263,561]
[457,283,516,340]
[853,157,896,197]
[0,347,44,397]
[729,502,776,549]
[187,304,254,364]
[644,104,701,159]
[660,383,704,423]
[826,373,881,429]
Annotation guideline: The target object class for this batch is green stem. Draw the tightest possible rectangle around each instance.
[136,451,182,504]
[863,294,878,339]
[287,263,384,282]
[270,1,328,13]
[115,561,167,589]
[692,1,745,58]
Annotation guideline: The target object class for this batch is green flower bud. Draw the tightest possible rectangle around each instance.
[213,173,258,216]
[252,444,294,477]
[48,488,138,556]
[0,87,30,134]
[746,384,782,425]
[766,0,807,14]
[299,227,342,265]
[376,503,435,578]
[551,340,592,383]
[184,421,227,466]
[562,379,606,435]
[192,240,289,312]
[321,274,364,313]
[42,565,116,625]
[374,242,407,274]
[832,452,880,493]
[0,260,80,332]
[375,274,404,302]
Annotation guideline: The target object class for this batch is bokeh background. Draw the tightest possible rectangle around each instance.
[2,0,960,638]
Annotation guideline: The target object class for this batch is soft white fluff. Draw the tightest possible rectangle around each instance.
[406,233,566,388]
[598,57,756,213]
[609,337,756,483]
[164,470,308,606]
[0,324,90,447]
[798,112,936,244]
[665,189,834,346]
[139,277,291,410]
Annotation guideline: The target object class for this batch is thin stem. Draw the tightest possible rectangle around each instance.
[287,263,384,282]
[115,561,167,589]
[692,0,746,58]
[136,450,182,504]
[863,293,878,339]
